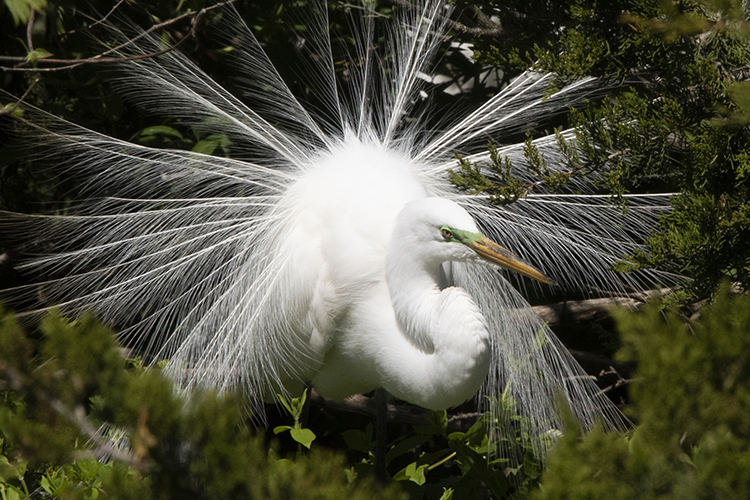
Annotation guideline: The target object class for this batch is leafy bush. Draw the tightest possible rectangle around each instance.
[0,307,404,499]
[535,286,750,499]
[460,0,750,301]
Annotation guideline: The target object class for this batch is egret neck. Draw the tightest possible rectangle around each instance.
[382,208,491,410]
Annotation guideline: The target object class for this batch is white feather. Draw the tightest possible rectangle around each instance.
[1,0,679,462]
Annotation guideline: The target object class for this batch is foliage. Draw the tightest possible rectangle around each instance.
[3,0,46,25]
[0,306,404,499]
[534,285,750,499]
[449,143,529,206]
[451,0,750,301]
[449,130,586,206]
[0,303,557,499]
[0,0,308,214]
[3,287,749,499]
[2,1,749,498]
[274,390,317,453]
[385,407,543,499]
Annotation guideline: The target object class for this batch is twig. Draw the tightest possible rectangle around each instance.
[1,1,235,73]
[309,390,482,432]
[310,391,429,425]
[532,296,641,327]
[444,18,504,37]
[389,0,505,38]
[61,0,128,36]
[531,287,680,328]
[601,378,634,394]
[451,5,504,37]
[0,78,40,115]
[26,7,35,52]
[2,42,189,73]
[336,2,389,18]
[585,286,675,303]
[88,0,128,30]
[599,366,634,395]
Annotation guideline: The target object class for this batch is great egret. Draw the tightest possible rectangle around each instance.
[1,0,672,461]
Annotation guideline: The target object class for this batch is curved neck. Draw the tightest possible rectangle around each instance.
[382,238,491,409]
[386,246,443,351]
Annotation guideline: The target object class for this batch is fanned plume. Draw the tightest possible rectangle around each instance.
[1,0,677,462]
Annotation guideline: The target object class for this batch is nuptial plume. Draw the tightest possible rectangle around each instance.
[1,1,675,462]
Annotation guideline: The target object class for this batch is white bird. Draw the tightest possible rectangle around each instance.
[289,154,551,409]
[1,0,673,461]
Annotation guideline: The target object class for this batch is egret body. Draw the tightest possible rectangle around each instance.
[267,141,550,410]
[0,1,675,460]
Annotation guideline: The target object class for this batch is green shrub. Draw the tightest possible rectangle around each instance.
[0,306,404,499]
[535,286,750,499]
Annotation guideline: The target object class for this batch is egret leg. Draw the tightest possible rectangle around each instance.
[375,388,388,482]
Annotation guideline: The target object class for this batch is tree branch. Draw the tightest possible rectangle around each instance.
[388,0,505,38]
[0,78,40,115]
[308,390,483,432]
[26,7,35,52]
[1,1,235,73]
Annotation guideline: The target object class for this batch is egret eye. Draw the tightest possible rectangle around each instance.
[440,228,452,239]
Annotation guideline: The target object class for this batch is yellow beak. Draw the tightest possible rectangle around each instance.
[467,236,553,285]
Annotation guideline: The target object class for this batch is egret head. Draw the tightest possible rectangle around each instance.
[395,197,553,285]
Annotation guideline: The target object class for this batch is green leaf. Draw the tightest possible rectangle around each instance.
[393,461,427,485]
[191,140,218,156]
[0,103,24,118]
[0,455,25,481]
[463,414,487,448]
[204,133,232,148]
[344,467,357,483]
[25,48,53,64]
[71,458,102,483]
[290,428,316,449]
[438,488,454,500]
[3,486,21,500]
[415,410,448,435]
[385,434,430,465]
[273,425,292,435]
[276,393,293,415]
[137,126,183,140]
[40,475,54,494]
[341,428,372,453]
[5,0,47,25]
